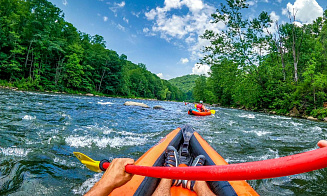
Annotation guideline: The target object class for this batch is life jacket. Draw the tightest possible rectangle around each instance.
[196,104,204,112]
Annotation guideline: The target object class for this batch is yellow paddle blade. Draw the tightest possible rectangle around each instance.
[73,152,102,172]
[195,104,197,108]
[210,110,216,114]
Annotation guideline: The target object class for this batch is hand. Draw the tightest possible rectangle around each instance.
[101,158,135,189]
[84,158,134,196]
[317,140,327,148]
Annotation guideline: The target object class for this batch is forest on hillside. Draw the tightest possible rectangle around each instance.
[0,0,184,101]
[193,0,327,119]
[169,74,200,101]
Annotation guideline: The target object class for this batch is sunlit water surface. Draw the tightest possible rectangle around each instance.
[1,89,327,195]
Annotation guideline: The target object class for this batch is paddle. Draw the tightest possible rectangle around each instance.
[194,104,216,114]
[74,146,327,181]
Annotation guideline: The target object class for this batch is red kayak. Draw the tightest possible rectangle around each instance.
[188,109,211,116]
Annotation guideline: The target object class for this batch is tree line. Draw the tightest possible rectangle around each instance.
[0,0,184,101]
[194,0,327,119]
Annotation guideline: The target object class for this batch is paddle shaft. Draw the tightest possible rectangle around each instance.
[100,147,327,181]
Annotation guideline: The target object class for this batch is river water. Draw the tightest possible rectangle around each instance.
[0,88,327,195]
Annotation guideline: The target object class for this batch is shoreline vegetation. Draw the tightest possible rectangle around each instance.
[0,0,184,103]
[191,0,327,122]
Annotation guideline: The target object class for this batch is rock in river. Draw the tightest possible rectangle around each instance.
[153,105,164,110]
[124,101,150,108]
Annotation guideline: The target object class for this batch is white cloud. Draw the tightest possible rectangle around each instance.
[103,16,108,22]
[144,0,225,61]
[192,64,210,76]
[248,1,255,6]
[293,21,303,27]
[157,73,164,79]
[265,11,280,34]
[131,11,141,18]
[117,1,125,7]
[123,17,129,23]
[270,11,280,21]
[62,0,67,6]
[143,28,150,33]
[109,1,126,15]
[145,9,157,20]
[283,0,323,23]
[117,24,125,31]
[180,58,189,64]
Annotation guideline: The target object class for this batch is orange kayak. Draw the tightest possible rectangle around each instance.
[110,125,258,196]
[188,109,211,116]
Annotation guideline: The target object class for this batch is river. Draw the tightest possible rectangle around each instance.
[0,88,327,195]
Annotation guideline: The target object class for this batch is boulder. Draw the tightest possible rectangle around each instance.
[153,105,164,110]
[85,93,94,96]
[307,116,318,121]
[124,101,150,108]
[323,117,327,122]
[289,106,300,117]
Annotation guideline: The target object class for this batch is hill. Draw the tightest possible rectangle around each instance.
[169,74,200,101]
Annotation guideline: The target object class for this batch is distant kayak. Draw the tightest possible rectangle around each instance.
[188,109,211,116]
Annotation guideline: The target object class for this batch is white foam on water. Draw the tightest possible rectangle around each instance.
[103,128,113,135]
[290,122,302,127]
[83,125,114,135]
[312,126,322,132]
[72,173,103,195]
[239,114,255,119]
[255,130,271,137]
[65,135,147,149]
[0,147,31,157]
[242,130,271,137]
[248,148,279,161]
[269,115,291,120]
[53,156,67,165]
[228,120,236,126]
[22,115,36,120]
[61,113,71,119]
[97,101,113,105]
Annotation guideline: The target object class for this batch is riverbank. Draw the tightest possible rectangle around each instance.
[209,103,327,123]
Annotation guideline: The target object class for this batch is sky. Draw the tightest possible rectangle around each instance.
[48,0,327,80]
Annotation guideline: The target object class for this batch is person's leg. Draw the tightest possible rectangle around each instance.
[193,181,216,196]
[152,179,172,196]
[152,146,179,196]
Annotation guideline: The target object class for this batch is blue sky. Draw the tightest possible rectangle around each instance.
[48,0,326,80]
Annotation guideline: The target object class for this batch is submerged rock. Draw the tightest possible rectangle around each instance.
[124,101,150,108]
[153,105,164,110]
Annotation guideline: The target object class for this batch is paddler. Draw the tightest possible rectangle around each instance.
[196,100,207,112]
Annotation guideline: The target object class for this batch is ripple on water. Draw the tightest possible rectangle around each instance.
[22,115,36,120]
[0,147,31,157]
[72,173,102,195]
